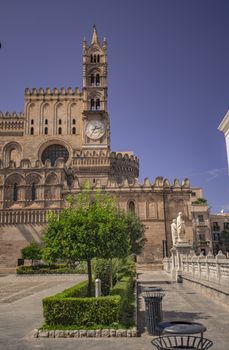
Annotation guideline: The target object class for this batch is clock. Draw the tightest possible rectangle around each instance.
[85,120,105,140]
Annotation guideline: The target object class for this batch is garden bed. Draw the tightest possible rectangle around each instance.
[41,275,136,335]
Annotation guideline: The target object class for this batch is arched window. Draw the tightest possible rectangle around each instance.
[90,99,95,110]
[96,99,100,110]
[44,127,48,135]
[13,183,18,202]
[45,119,48,125]
[58,127,62,135]
[91,74,95,85]
[72,127,76,134]
[30,127,34,135]
[31,119,34,125]
[58,119,62,125]
[41,144,69,166]
[93,55,97,63]
[31,183,36,201]
[96,74,100,86]
[128,201,135,214]
[97,54,100,63]
[72,119,76,125]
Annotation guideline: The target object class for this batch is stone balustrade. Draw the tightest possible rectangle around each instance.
[163,251,229,287]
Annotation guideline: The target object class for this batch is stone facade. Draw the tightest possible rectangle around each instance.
[0,27,205,268]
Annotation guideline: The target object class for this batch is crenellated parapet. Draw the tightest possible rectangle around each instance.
[24,87,83,101]
[110,152,139,180]
[0,112,24,133]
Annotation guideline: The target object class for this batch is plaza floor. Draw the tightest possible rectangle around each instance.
[0,271,228,349]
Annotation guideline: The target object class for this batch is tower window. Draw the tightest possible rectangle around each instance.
[58,127,62,135]
[45,119,48,125]
[31,183,36,201]
[13,183,18,202]
[96,74,100,86]
[97,54,100,63]
[91,74,95,85]
[93,55,97,63]
[96,99,100,110]
[44,127,48,135]
[31,119,34,125]
[90,99,95,110]
[30,127,34,135]
[72,127,76,134]
[58,119,62,125]
[72,119,76,125]
[128,201,135,214]
[90,54,93,63]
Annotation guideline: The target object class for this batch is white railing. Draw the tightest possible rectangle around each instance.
[163,251,229,287]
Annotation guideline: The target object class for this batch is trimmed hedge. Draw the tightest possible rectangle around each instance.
[17,263,87,275]
[42,276,134,328]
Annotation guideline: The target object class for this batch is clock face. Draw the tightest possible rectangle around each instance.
[85,120,105,140]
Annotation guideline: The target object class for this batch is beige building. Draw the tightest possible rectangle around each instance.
[0,27,206,269]
[218,111,229,172]
[210,212,229,255]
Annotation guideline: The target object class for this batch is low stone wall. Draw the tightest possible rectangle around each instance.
[163,251,229,307]
[34,328,139,338]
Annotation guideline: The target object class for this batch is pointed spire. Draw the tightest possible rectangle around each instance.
[91,24,99,44]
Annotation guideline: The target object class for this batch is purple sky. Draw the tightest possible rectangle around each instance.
[0,0,229,212]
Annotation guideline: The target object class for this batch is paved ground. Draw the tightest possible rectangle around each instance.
[0,271,228,349]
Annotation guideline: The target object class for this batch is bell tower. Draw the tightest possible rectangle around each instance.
[82,25,110,149]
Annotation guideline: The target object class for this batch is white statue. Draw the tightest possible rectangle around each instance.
[177,212,186,242]
[171,219,178,245]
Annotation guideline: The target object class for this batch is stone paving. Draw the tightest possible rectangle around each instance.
[0,271,228,349]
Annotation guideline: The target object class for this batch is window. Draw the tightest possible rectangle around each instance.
[213,222,220,231]
[31,119,34,125]
[41,144,69,166]
[58,127,62,135]
[191,192,196,197]
[129,201,135,214]
[30,127,34,135]
[198,215,204,223]
[44,127,48,135]
[90,54,93,63]
[45,119,48,125]
[72,127,76,134]
[58,119,62,125]
[224,222,229,230]
[31,183,36,201]
[96,74,100,86]
[97,54,100,63]
[199,233,206,241]
[91,74,95,85]
[90,99,95,110]
[72,119,76,125]
[13,183,18,202]
[96,98,100,110]
[93,55,97,63]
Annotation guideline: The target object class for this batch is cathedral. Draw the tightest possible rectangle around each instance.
[0,26,205,270]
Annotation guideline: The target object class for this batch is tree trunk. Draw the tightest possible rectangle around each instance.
[110,258,113,289]
[87,259,92,297]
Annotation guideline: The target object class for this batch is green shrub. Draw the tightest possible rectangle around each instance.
[17,263,87,275]
[42,275,134,328]
[94,259,112,296]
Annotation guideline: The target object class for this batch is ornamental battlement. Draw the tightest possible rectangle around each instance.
[110,152,139,180]
[0,112,24,132]
[24,87,83,100]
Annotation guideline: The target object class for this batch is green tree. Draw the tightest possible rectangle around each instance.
[42,187,144,296]
[21,241,42,265]
[192,198,207,205]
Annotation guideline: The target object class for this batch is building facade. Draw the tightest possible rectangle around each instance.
[0,27,205,269]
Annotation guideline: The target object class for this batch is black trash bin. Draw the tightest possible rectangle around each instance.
[143,290,165,335]
[151,335,213,349]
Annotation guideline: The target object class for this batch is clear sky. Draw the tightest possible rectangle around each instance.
[0,0,229,212]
